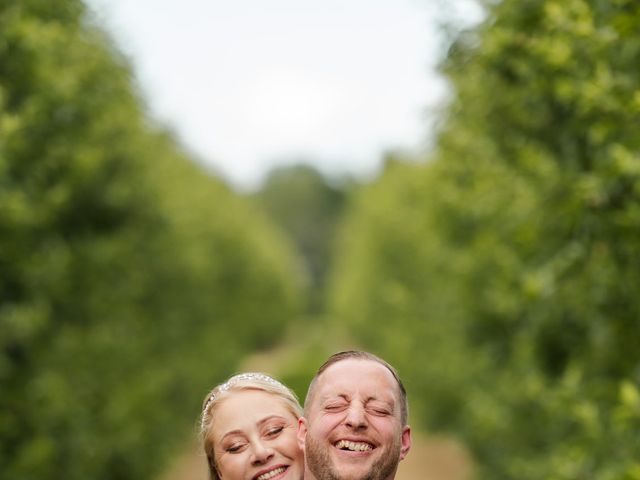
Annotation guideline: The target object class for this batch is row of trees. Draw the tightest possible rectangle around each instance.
[328,0,640,478]
[0,2,303,479]
[254,164,349,312]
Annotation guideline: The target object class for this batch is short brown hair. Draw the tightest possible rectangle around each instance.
[304,350,409,425]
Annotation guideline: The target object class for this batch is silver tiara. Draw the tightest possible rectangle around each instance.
[201,373,285,430]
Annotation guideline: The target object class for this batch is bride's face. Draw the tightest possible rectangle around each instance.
[211,389,304,480]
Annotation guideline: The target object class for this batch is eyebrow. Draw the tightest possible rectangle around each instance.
[219,415,289,442]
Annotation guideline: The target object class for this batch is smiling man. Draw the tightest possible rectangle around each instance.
[298,351,411,480]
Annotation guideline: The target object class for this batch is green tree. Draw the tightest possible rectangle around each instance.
[0,2,303,479]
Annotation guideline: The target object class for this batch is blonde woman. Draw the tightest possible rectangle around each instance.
[200,373,304,480]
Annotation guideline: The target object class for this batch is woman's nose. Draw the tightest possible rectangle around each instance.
[250,440,275,465]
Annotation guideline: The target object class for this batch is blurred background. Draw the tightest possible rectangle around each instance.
[1,1,639,479]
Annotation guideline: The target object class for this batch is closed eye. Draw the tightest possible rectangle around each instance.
[226,442,247,453]
[368,408,391,416]
[266,426,284,437]
[366,401,393,416]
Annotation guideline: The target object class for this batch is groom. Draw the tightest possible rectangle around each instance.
[297,351,411,480]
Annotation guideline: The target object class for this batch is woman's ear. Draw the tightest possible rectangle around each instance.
[297,417,308,452]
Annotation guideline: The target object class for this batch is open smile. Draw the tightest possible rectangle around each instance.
[334,439,374,452]
[254,465,288,480]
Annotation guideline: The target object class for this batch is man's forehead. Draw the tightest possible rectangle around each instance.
[316,359,399,397]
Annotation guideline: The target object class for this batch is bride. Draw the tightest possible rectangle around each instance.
[200,372,304,480]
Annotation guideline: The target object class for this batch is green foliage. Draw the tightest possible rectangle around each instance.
[0,2,303,479]
[329,0,640,478]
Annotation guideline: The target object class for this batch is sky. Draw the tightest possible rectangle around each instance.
[86,0,480,190]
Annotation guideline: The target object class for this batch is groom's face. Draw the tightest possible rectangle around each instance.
[298,359,411,480]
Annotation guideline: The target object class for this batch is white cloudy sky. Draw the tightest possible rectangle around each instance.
[86,0,480,190]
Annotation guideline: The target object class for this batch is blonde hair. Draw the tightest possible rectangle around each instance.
[200,373,302,480]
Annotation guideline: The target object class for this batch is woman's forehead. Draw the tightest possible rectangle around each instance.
[212,390,295,435]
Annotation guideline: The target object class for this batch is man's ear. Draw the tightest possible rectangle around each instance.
[399,425,411,460]
[297,417,308,451]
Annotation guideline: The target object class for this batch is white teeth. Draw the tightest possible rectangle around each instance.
[335,440,373,451]
[256,466,286,480]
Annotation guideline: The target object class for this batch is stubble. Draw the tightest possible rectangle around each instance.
[305,434,401,480]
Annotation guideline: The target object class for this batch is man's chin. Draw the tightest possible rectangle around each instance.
[327,452,379,478]
[331,462,373,479]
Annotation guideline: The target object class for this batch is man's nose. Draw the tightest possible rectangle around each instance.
[344,403,368,429]
[250,440,275,465]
